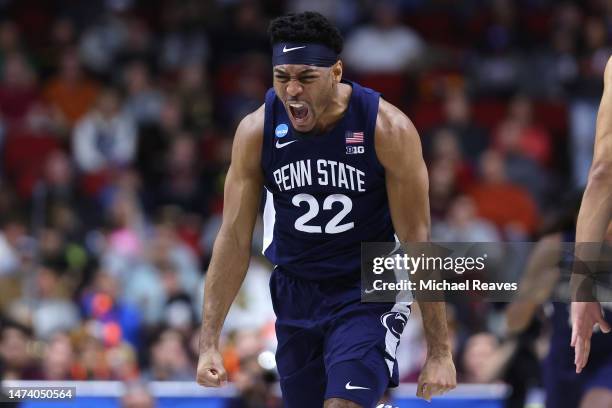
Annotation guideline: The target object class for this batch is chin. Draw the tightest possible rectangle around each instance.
[291,120,315,133]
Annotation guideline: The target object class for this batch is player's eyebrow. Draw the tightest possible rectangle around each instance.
[274,68,319,76]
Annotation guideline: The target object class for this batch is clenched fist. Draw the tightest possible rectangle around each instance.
[416,353,457,402]
[196,348,227,387]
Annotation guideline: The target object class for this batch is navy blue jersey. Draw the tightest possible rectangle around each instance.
[261,80,394,280]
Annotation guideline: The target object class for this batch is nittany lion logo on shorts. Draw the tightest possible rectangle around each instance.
[380,311,408,339]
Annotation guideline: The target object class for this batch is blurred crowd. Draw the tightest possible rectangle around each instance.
[0,0,610,406]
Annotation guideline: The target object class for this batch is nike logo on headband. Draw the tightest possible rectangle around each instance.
[283,45,306,53]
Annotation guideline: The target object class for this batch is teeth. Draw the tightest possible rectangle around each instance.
[289,103,304,108]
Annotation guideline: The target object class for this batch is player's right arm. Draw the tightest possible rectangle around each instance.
[197,105,265,387]
[571,56,612,374]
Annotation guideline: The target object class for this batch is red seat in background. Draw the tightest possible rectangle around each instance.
[472,100,507,131]
[409,102,443,132]
[356,73,409,108]
[3,134,61,198]
[534,102,567,136]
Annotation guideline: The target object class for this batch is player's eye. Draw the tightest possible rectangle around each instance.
[299,76,318,83]
[275,75,290,82]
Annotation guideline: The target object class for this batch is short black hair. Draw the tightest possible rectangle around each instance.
[0,317,33,339]
[268,12,343,54]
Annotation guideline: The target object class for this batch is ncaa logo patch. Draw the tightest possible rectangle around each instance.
[275,124,289,138]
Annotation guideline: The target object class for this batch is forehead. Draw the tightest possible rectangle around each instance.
[273,64,326,75]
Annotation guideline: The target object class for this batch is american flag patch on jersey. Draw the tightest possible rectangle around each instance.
[345,131,364,144]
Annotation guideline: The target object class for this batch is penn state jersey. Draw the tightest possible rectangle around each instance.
[261,80,394,280]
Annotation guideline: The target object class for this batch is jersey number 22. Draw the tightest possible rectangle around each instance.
[292,193,354,234]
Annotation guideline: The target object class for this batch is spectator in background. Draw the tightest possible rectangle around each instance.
[121,382,156,408]
[154,134,210,216]
[428,128,474,190]
[220,54,268,128]
[78,13,128,76]
[0,52,39,129]
[0,319,37,380]
[137,95,184,187]
[43,48,100,130]
[80,268,142,348]
[115,18,155,69]
[428,159,459,222]
[212,1,269,62]
[73,88,137,174]
[40,332,75,380]
[0,221,19,276]
[228,352,280,408]
[38,18,78,75]
[158,259,197,336]
[147,220,200,297]
[120,218,200,326]
[435,89,489,165]
[432,195,501,242]
[35,150,88,235]
[71,330,112,380]
[494,95,551,166]
[459,332,500,383]
[177,63,213,131]
[8,261,81,340]
[221,257,275,335]
[469,150,538,238]
[104,185,146,262]
[470,0,523,96]
[343,1,424,73]
[0,21,23,67]
[0,214,30,311]
[71,327,139,381]
[143,328,193,381]
[286,0,360,32]
[122,61,164,127]
[493,110,549,207]
[158,19,209,73]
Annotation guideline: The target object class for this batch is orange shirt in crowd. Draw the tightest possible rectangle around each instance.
[469,183,539,235]
[43,78,100,125]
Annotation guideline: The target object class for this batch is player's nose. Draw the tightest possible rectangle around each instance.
[286,80,303,97]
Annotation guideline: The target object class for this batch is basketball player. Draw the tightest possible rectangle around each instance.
[571,56,612,375]
[196,12,456,408]
[505,192,612,408]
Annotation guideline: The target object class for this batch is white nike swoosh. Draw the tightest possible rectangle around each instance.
[364,288,377,294]
[345,381,370,390]
[283,45,306,53]
[275,140,298,148]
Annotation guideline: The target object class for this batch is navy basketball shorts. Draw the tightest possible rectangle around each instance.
[543,346,612,408]
[270,267,411,408]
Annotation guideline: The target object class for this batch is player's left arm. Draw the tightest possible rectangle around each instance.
[375,99,457,401]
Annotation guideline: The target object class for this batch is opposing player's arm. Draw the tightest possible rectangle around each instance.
[505,234,562,336]
[571,56,612,374]
[576,55,612,244]
[197,105,264,387]
[375,99,456,401]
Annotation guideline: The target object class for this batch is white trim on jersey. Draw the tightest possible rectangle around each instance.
[262,188,276,254]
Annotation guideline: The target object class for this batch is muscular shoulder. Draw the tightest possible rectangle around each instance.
[235,104,265,150]
[232,104,265,171]
[374,98,422,167]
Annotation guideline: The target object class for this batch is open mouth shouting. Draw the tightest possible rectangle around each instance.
[287,101,312,130]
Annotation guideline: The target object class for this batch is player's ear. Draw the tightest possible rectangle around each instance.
[332,60,343,83]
